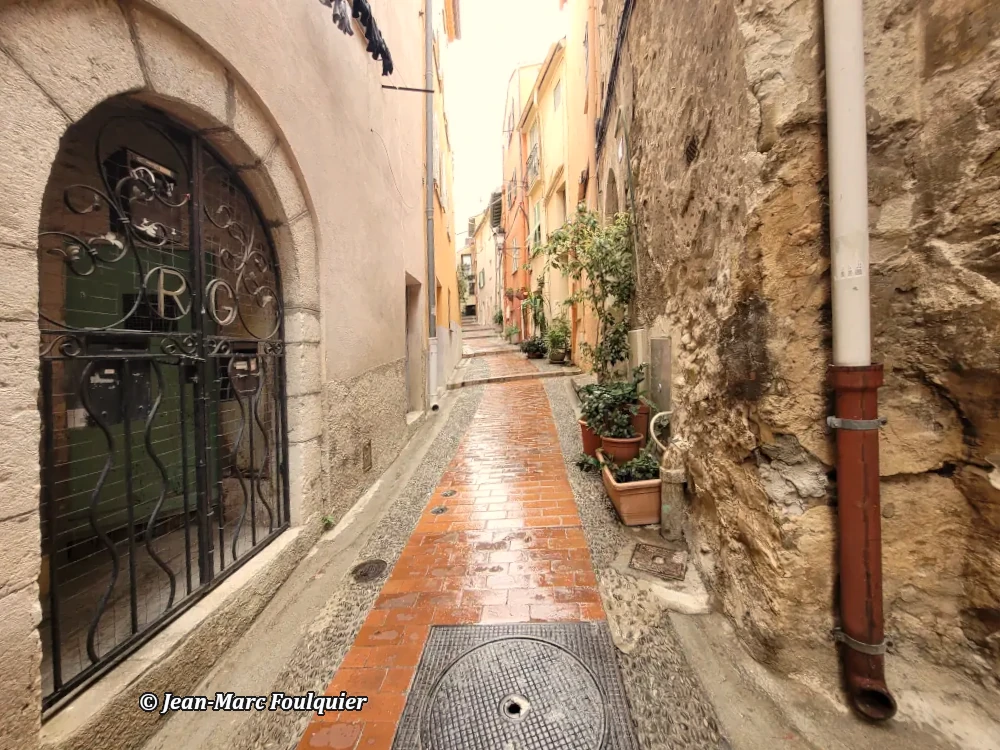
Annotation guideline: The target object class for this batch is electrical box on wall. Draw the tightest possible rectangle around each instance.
[627,328,649,382]
[650,336,672,413]
[362,440,373,473]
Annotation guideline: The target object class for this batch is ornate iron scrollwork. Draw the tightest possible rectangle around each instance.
[37,107,289,708]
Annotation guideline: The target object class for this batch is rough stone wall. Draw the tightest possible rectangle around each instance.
[606,0,1000,690]
[320,358,408,525]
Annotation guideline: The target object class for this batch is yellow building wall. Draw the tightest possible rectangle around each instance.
[432,43,459,333]
[521,43,572,336]
[564,0,600,366]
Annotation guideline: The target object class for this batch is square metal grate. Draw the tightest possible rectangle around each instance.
[629,542,688,582]
[392,622,639,750]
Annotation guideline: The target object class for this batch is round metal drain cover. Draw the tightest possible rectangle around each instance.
[351,559,387,583]
[442,489,457,497]
[419,637,607,749]
[431,506,449,515]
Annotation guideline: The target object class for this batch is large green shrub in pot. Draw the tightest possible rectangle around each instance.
[538,206,636,382]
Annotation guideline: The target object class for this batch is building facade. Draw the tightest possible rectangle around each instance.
[518,40,571,340]
[469,210,499,328]
[0,0,448,747]
[429,0,463,396]
[563,0,600,364]
[499,64,541,343]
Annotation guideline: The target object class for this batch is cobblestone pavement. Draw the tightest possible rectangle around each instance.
[296,378,605,749]
[542,378,730,750]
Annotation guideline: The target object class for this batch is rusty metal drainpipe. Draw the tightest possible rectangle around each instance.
[824,0,896,722]
[827,368,896,720]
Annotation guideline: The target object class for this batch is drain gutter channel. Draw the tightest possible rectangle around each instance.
[822,0,896,721]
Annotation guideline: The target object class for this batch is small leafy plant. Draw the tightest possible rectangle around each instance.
[504,324,520,341]
[321,515,337,530]
[520,336,548,357]
[579,381,638,438]
[611,449,660,483]
[576,453,602,473]
[546,314,571,353]
[493,309,504,326]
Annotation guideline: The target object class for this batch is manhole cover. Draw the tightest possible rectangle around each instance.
[442,489,457,497]
[430,506,449,515]
[422,638,605,749]
[392,623,638,750]
[351,559,387,583]
[629,542,687,581]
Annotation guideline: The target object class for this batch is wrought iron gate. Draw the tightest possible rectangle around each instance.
[37,105,290,709]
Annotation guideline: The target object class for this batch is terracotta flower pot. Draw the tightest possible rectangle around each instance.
[579,420,601,457]
[600,435,642,464]
[598,450,661,526]
[631,402,651,447]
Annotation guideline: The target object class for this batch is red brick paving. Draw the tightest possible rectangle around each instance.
[296,379,603,749]
[483,351,539,379]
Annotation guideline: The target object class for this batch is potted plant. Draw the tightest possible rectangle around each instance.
[504,324,520,342]
[493,309,504,327]
[505,288,515,301]
[598,448,661,526]
[598,410,641,463]
[623,365,650,446]
[520,336,547,359]
[515,286,529,300]
[589,383,641,463]
[546,315,570,364]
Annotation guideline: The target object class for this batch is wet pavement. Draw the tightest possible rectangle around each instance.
[147,329,986,750]
[297,374,607,748]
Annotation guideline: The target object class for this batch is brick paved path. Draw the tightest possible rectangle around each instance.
[297,378,603,749]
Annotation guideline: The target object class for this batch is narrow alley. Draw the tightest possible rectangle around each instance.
[2,1,999,749]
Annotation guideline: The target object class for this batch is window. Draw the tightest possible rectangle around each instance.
[553,80,563,111]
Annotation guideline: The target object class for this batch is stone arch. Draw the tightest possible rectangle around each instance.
[0,0,324,536]
[0,3,327,738]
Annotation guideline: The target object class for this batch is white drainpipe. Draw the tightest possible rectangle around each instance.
[824,0,871,366]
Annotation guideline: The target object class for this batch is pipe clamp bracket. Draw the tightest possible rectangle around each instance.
[827,416,887,431]
[831,628,887,655]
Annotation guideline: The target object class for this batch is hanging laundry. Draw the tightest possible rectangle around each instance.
[317,0,353,36]
[332,0,353,36]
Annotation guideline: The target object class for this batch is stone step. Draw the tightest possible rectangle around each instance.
[446,367,584,390]
[460,346,520,358]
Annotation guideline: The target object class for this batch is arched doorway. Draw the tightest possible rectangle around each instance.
[36,99,290,707]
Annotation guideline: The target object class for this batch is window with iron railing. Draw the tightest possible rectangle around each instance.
[526,144,540,187]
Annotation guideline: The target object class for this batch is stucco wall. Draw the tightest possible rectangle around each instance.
[0,0,426,745]
[603,0,1000,692]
